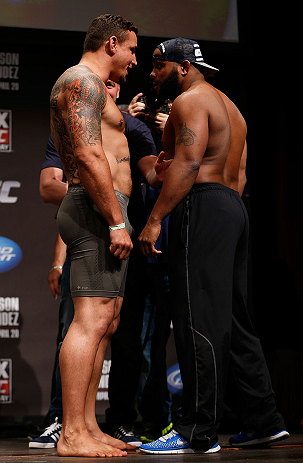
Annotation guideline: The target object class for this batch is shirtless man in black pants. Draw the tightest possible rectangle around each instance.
[139,37,289,454]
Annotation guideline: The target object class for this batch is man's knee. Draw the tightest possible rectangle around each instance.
[73,297,116,335]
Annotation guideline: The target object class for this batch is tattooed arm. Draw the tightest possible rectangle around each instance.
[51,67,132,260]
[138,94,208,257]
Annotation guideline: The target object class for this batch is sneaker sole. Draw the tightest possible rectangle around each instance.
[29,442,57,448]
[203,444,221,453]
[140,447,195,454]
[230,431,290,447]
[140,444,221,455]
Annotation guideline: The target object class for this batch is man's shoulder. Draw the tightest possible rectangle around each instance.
[51,64,106,112]
[172,83,223,117]
[53,65,104,93]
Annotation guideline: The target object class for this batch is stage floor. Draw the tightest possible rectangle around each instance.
[1,434,303,462]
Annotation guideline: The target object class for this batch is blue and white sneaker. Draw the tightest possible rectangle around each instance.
[29,417,62,448]
[139,429,220,454]
[229,430,290,447]
[113,426,142,447]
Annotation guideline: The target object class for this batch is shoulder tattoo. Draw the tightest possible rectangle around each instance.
[50,66,107,149]
[176,122,197,146]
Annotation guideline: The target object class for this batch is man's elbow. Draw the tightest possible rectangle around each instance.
[39,184,51,203]
[189,162,200,173]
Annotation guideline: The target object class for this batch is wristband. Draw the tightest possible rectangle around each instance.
[109,222,126,231]
[49,265,63,273]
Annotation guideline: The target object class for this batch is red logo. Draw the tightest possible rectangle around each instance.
[0,379,9,394]
[0,111,12,152]
[0,359,12,403]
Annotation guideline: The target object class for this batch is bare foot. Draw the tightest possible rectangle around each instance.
[88,426,136,450]
[57,431,127,457]
[101,432,136,450]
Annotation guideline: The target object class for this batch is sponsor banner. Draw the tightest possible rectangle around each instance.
[96,359,111,402]
[0,110,12,152]
[0,236,22,273]
[0,359,12,404]
[166,363,183,396]
[0,297,20,339]
[0,180,20,203]
[0,52,19,92]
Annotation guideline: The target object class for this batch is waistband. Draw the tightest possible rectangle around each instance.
[114,189,130,205]
[188,182,239,197]
[68,185,129,202]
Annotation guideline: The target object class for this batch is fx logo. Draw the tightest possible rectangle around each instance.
[0,110,12,152]
[0,359,12,403]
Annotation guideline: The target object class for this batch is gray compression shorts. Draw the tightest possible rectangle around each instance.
[57,186,132,298]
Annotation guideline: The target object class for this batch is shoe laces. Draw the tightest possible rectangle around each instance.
[41,417,61,436]
[159,429,177,442]
[119,426,135,436]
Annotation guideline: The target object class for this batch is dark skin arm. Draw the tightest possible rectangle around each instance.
[138,97,208,257]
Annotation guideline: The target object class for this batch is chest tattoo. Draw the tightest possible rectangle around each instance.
[116,156,130,164]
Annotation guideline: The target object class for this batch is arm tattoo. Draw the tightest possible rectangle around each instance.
[67,72,106,148]
[176,122,197,146]
[50,65,107,185]
[51,66,107,146]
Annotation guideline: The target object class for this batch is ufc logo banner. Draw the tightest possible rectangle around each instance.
[0,110,12,152]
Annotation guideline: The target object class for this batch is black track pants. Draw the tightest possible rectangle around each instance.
[169,183,285,451]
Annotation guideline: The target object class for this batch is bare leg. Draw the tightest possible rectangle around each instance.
[57,296,127,458]
[84,297,135,450]
[84,297,134,449]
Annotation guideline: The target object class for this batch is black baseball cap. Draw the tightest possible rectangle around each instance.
[153,37,219,76]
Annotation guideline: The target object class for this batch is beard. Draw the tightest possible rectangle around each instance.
[118,73,127,85]
[157,66,180,102]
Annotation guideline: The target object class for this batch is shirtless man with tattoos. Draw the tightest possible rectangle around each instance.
[50,14,138,458]
[138,38,288,454]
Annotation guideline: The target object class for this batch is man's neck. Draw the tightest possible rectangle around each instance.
[179,68,205,93]
[79,50,110,83]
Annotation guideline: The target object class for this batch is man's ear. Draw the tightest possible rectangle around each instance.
[180,60,190,76]
[108,36,118,54]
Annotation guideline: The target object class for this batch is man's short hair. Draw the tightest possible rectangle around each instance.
[83,14,138,54]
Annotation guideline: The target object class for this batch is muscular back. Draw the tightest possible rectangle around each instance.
[217,89,247,193]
